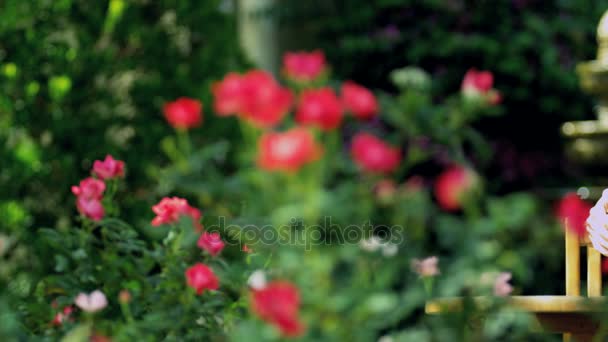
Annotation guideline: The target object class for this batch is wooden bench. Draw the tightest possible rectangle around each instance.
[425,229,606,341]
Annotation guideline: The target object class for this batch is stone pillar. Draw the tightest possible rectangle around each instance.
[237,0,279,74]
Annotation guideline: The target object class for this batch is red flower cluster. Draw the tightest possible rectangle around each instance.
[351,133,401,174]
[434,165,478,211]
[296,87,343,131]
[461,68,501,105]
[341,81,378,120]
[51,305,74,326]
[93,155,125,180]
[72,178,105,221]
[212,70,293,128]
[163,97,203,130]
[257,128,322,172]
[185,263,219,295]
[150,197,221,294]
[251,281,305,337]
[556,193,592,238]
[151,197,202,230]
[197,231,225,256]
[283,50,327,83]
[71,154,125,221]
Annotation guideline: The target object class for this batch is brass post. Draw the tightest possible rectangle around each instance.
[565,228,580,296]
[587,246,602,297]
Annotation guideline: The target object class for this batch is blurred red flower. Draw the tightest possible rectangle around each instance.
[341,81,378,120]
[72,177,105,200]
[251,281,305,337]
[151,197,202,230]
[76,197,105,221]
[212,70,292,128]
[51,306,73,326]
[434,165,478,211]
[461,68,501,105]
[241,70,293,128]
[197,232,225,257]
[283,50,326,83]
[212,72,246,116]
[350,133,401,174]
[72,177,106,221]
[462,69,493,93]
[556,193,592,238]
[185,263,219,295]
[296,88,343,130]
[93,155,125,180]
[257,128,322,172]
[163,97,203,130]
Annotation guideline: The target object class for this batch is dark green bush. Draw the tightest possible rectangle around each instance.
[0,0,245,233]
[276,0,608,186]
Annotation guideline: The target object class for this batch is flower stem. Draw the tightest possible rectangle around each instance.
[176,129,192,172]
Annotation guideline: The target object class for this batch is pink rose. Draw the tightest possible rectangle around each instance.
[92,155,125,180]
[197,232,225,257]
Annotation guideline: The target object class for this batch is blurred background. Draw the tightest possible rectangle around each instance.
[3,1,608,339]
[2,1,606,231]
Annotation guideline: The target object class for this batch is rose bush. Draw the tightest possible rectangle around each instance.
[2,48,579,341]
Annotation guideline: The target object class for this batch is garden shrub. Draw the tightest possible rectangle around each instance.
[0,48,575,340]
[0,0,245,232]
[274,0,608,187]
[1,2,600,341]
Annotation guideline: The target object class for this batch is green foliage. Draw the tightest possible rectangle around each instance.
[0,0,245,233]
[1,2,600,341]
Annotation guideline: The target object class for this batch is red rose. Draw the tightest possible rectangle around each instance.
[151,197,202,230]
[556,193,592,238]
[197,232,225,257]
[283,50,327,83]
[295,88,343,130]
[163,97,203,130]
[461,68,501,105]
[212,70,293,128]
[257,128,322,172]
[241,70,293,128]
[185,263,219,295]
[212,72,246,116]
[341,81,378,119]
[251,281,305,337]
[92,155,125,180]
[350,133,401,174]
[462,69,493,93]
[434,165,478,211]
